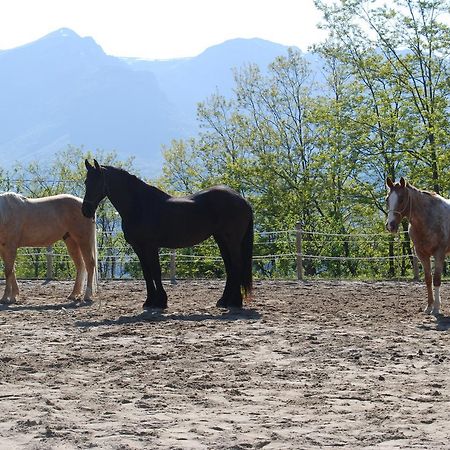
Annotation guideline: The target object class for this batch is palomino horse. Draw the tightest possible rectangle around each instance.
[0,192,97,303]
[386,177,450,315]
[82,160,253,309]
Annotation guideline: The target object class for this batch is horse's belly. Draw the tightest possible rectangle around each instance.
[163,235,210,249]
[124,215,214,249]
[20,237,57,247]
[161,228,214,248]
[19,227,66,247]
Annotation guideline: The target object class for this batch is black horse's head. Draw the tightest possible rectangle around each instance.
[82,159,106,219]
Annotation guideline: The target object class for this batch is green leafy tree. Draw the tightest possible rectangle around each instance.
[315,0,450,193]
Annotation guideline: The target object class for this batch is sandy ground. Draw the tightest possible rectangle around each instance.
[0,279,449,449]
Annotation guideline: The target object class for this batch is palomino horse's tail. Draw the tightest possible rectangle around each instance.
[241,210,254,300]
[91,213,98,294]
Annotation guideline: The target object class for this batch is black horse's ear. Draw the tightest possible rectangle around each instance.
[400,177,406,187]
[386,177,394,189]
[85,159,93,171]
[94,159,101,171]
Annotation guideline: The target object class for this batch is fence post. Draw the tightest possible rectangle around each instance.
[46,245,53,280]
[296,222,304,281]
[170,250,177,284]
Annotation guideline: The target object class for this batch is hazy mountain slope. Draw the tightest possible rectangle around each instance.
[0,29,182,174]
[123,38,293,128]
[0,30,295,175]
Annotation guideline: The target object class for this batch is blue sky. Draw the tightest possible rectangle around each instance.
[0,0,327,59]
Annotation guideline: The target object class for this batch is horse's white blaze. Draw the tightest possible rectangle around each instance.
[387,191,399,230]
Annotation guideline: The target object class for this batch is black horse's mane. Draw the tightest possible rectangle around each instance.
[103,165,170,199]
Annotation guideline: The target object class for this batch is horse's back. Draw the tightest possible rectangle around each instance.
[190,185,250,209]
[165,185,250,212]
[410,193,450,256]
[19,194,91,247]
[189,185,252,230]
[30,193,82,206]
[27,194,83,220]
[145,185,251,248]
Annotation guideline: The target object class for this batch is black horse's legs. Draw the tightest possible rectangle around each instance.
[145,247,168,309]
[132,245,157,307]
[226,246,243,308]
[214,236,232,307]
[214,235,243,308]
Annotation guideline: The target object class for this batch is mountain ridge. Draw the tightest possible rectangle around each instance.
[0,29,295,175]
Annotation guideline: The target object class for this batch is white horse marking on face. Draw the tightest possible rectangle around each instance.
[387,191,399,231]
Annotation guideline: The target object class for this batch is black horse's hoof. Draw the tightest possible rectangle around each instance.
[233,304,243,309]
[227,302,243,309]
[143,290,168,310]
[142,295,167,309]
[143,306,164,312]
[143,300,167,310]
[216,297,227,308]
[216,297,242,309]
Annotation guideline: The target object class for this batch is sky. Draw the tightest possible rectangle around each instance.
[0,0,328,60]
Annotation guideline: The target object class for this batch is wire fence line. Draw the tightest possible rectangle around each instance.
[0,179,417,280]
[4,225,421,282]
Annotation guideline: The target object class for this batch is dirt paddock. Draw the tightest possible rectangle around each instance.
[0,279,449,449]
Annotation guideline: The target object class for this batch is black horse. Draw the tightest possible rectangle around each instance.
[82,160,253,309]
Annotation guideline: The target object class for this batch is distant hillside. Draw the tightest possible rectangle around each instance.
[122,38,295,130]
[0,29,294,175]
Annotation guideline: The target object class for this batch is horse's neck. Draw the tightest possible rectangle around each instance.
[104,171,136,217]
[104,171,167,217]
[408,188,436,228]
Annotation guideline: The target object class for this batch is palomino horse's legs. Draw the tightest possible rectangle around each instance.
[0,247,19,303]
[64,237,86,300]
[78,239,96,301]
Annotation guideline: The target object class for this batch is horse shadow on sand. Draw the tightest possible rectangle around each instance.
[417,314,450,332]
[0,299,94,313]
[75,307,262,328]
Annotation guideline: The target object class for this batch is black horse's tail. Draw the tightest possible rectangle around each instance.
[241,209,254,300]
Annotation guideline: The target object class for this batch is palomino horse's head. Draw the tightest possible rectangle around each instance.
[82,159,107,219]
[385,177,410,233]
